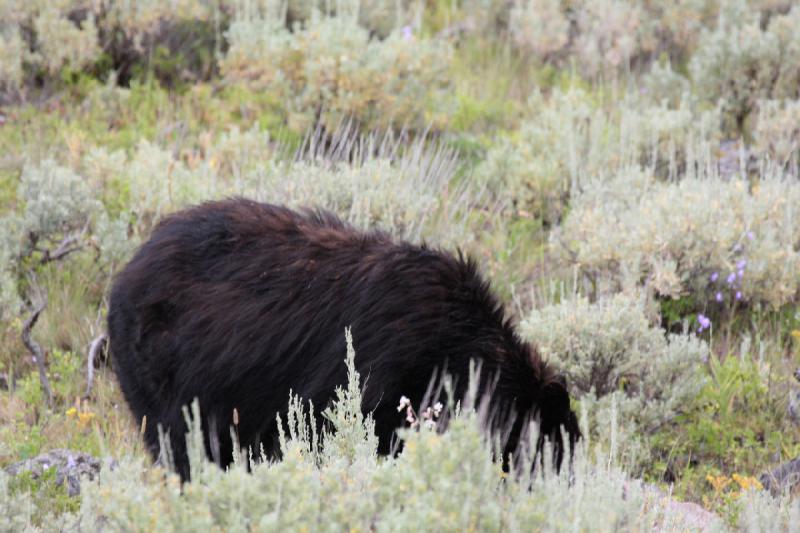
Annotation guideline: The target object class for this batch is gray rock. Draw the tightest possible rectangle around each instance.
[4,449,115,497]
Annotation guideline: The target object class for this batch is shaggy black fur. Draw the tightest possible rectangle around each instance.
[108,199,580,480]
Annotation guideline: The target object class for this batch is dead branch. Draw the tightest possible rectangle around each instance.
[21,297,53,407]
[38,221,90,265]
[759,456,800,496]
[40,234,82,264]
[84,333,108,399]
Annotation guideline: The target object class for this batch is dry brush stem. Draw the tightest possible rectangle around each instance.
[21,296,53,407]
[759,455,800,496]
[84,333,108,399]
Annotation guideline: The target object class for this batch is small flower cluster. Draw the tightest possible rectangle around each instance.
[712,249,750,299]
[705,472,763,504]
[696,313,712,333]
[66,405,96,430]
[397,396,443,430]
[699,248,752,332]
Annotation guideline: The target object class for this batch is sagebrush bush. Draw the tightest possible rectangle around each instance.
[251,159,444,241]
[104,0,219,38]
[0,26,25,89]
[640,61,691,107]
[0,218,21,320]
[17,158,97,240]
[649,0,718,61]
[77,125,470,245]
[220,6,451,132]
[688,0,800,130]
[0,469,38,531]
[0,157,140,324]
[573,0,656,78]
[556,167,800,308]
[475,87,612,224]
[205,124,276,177]
[753,99,800,168]
[508,0,569,62]
[68,333,727,531]
[0,3,102,90]
[521,292,707,443]
[764,5,800,105]
[738,488,800,531]
[33,8,101,74]
[285,0,412,38]
[475,87,720,223]
[124,140,211,220]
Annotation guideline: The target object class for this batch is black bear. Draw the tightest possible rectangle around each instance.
[108,198,579,480]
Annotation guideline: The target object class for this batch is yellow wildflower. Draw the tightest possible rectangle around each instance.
[706,474,731,493]
[78,411,96,428]
[732,473,763,491]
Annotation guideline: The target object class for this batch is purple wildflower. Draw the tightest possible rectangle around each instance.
[726,272,736,285]
[736,259,747,270]
[737,269,745,278]
[735,291,742,301]
[715,292,723,302]
[710,272,719,282]
[697,313,711,332]
[402,25,413,41]
[746,231,755,240]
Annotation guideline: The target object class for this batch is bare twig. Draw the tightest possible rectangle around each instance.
[84,333,108,399]
[759,456,800,496]
[21,297,53,407]
[38,221,90,265]
[40,234,83,264]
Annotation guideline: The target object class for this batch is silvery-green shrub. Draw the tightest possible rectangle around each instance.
[476,87,720,223]
[93,211,135,266]
[220,6,451,132]
[285,0,411,38]
[508,0,569,61]
[75,332,724,532]
[17,158,97,241]
[206,124,275,178]
[245,139,469,245]
[124,140,212,221]
[0,26,25,89]
[475,87,613,223]
[738,488,800,532]
[753,98,800,168]
[688,0,800,129]
[0,217,21,321]
[640,61,691,108]
[0,469,37,531]
[33,8,100,74]
[520,292,708,439]
[766,5,800,104]
[572,0,656,78]
[556,167,800,308]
